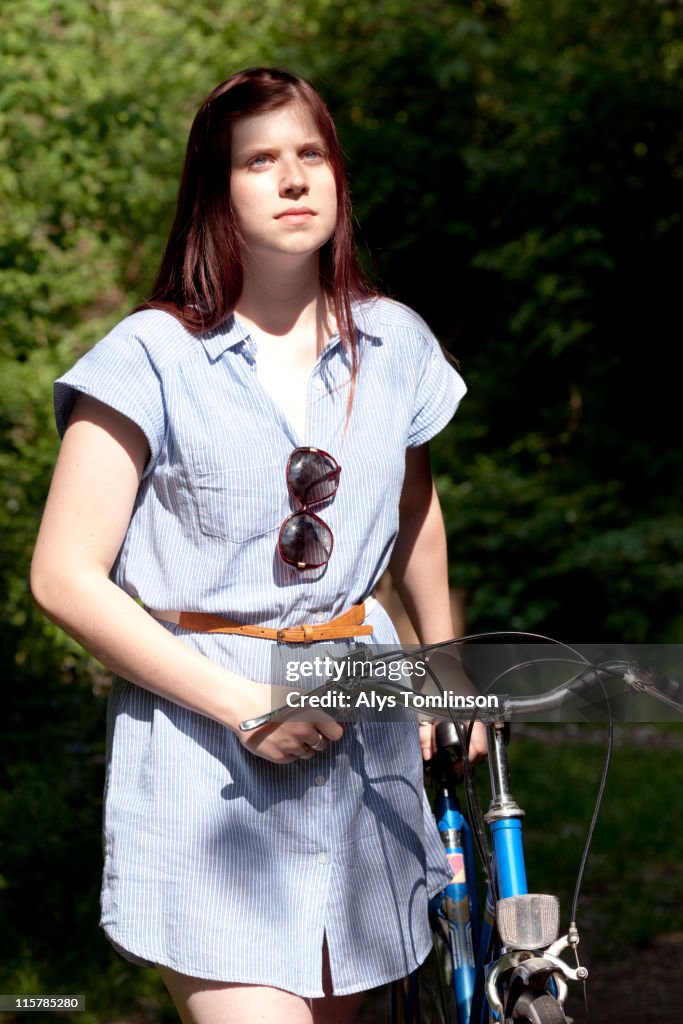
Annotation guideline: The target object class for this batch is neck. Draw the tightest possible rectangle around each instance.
[236,253,331,337]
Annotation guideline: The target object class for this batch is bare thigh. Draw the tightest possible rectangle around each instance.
[157,940,364,1024]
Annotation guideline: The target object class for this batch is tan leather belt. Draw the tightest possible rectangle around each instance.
[148,602,373,643]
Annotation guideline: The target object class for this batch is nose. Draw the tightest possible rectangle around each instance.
[280,158,309,198]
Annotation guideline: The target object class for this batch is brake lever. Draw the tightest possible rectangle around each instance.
[624,663,683,713]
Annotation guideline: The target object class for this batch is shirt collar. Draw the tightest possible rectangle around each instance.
[197,299,384,362]
[197,315,252,362]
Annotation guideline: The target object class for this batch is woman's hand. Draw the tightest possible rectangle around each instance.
[458,719,488,769]
[225,681,343,764]
[237,717,344,764]
[418,719,488,768]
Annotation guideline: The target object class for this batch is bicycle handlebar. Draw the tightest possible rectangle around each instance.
[499,662,628,716]
[501,661,683,717]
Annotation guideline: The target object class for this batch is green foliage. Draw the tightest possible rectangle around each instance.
[508,726,683,952]
[1,0,682,1016]
[270,0,683,637]
[424,0,683,638]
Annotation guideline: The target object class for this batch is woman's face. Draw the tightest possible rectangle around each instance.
[229,101,338,264]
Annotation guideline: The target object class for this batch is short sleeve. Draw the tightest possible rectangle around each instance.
[54,325,166,477]
[407,333,467,447]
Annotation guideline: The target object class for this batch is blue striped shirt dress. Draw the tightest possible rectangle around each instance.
[54,297,467,997]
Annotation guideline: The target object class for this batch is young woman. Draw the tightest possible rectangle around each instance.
[31,68,486,1024]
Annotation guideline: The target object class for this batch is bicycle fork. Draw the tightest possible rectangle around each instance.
[483,723,587,1021]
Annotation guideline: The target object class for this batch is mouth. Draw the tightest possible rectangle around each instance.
[275,207,316,219]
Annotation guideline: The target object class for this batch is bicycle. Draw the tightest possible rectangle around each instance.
[240,633,683,1024]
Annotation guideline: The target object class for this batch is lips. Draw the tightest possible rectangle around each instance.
[275,207,316,218]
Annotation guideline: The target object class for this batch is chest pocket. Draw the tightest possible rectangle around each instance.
[191,446,283,544]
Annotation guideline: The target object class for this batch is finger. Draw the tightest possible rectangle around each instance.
[244,738,300,765]
[452,749,484,771]
[468,741,487,764]
[451,725,488,772]
[418,722,435,761]
[240,724,307,763]
[316,718,344,742]
[307,731,328,752]
[467,721,488,763]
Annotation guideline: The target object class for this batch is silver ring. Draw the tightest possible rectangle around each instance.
[310,733,325,751]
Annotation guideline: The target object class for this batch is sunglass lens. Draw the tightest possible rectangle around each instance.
[280,512,333,569]
[288,449,339,505]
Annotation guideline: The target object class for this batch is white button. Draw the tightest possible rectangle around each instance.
[313,378,325,391]
[315,612,325,622]
[314,775,326,786]
[317,852,330,865]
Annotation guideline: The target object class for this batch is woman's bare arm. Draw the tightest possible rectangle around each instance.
[31,394,342,762]
[390,443,487,763]
[389,444,454,644]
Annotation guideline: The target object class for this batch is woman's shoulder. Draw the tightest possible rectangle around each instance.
[352,296,438,343]
[96,307,200,371]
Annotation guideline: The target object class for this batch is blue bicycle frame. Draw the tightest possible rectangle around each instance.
[430,779,480,1022]
[428,721,566,1024]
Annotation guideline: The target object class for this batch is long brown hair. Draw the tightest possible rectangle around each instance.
[141,68,375,367]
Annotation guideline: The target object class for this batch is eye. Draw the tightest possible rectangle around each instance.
[302,148,326,162]
[248,154,271,168]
